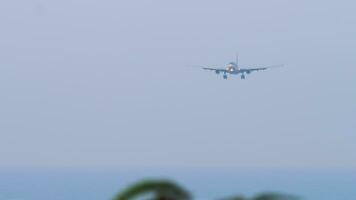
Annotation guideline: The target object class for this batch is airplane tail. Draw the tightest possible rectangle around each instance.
[236,53,240,70]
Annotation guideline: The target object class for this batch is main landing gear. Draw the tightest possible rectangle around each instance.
[223,74,228,79]
[241,74,246,79]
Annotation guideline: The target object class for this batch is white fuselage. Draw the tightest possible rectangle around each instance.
[225,62,240,74]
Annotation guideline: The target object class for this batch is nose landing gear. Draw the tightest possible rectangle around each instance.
[223,74,228,79]
[241,74,246,79]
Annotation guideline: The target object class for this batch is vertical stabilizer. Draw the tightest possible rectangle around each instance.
[236,53,240,70]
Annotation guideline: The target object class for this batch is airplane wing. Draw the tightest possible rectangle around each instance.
[240,67,267,74]
[240,64,283,74]
[202,67,227,73]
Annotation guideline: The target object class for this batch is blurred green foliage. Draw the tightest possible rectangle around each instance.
[221,193,299,200]
[113,179,299,200]
[113,179,191,200]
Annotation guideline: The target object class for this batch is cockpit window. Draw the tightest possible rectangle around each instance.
[228,62,236,67]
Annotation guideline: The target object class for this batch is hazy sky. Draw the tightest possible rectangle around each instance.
[0,0,355,168]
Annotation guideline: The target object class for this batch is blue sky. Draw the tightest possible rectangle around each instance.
[0,0,355,168]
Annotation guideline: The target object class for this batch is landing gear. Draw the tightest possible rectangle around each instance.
[241,74,246,79]
[223,74,228,79]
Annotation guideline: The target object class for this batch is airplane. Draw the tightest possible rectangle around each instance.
[202,55,280,79]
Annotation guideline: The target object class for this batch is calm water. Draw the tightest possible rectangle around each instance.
[0,168,355,200]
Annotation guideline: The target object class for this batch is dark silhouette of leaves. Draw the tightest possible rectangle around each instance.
[219,195,246,200]
[221,193,300,200]
[114,179,300,200]
[253,193,300,200]
[113,179,192,200]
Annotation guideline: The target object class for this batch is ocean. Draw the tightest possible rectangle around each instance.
[0,168,355,200]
